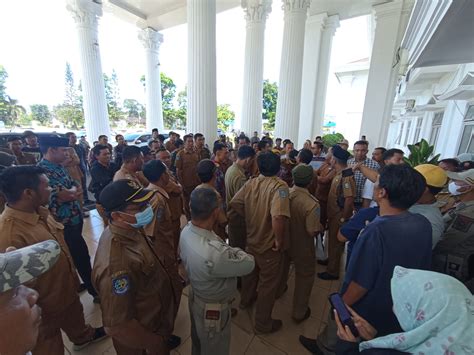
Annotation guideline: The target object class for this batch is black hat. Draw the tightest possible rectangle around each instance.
[99,179,154,212]
[332,144,351,162]
[39,136,69,148]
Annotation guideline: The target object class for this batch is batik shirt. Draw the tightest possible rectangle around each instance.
[38,159,82,226]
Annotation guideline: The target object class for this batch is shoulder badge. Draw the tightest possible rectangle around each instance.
[112,275,130,295]
[278,188,289,198]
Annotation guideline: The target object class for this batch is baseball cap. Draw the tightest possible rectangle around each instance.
[99,179,155,212]
[446,169,474,185]
[292,164,313,186]
[414,164,448,188]
[0,240,60,293]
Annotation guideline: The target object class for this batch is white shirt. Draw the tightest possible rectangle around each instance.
[362,179,378,207]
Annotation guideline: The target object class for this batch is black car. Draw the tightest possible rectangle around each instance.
[0,131,67,148]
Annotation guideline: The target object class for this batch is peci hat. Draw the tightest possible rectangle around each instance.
[414,164,448,188]
[292,164,314,186]
[332,144,351,162]
[0,240,60,293]
[446,169,474,185]
[38,136,69,149]
[99,179,155,212]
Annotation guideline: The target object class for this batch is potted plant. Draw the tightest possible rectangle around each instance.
[404,139,440,167]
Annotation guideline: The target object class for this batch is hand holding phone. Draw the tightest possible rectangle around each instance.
[328,293,359,337]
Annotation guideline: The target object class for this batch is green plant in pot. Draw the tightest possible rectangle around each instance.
[403,139,440,167]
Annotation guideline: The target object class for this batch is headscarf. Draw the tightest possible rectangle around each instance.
[360,266,474,354]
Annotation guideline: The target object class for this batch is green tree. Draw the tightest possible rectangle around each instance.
[53,63,84,129]
[141,72,177,129]
[217,104,235,132]
[3,97,26,127]
[322,133,344,149]
[123,98,145,126]
[262,79,278,132]
[104,70,123,123]
[30,104,51,125]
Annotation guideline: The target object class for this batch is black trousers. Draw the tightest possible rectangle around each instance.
[63,221,97,297]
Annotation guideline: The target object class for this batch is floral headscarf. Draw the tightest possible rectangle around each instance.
[360,266,474,354]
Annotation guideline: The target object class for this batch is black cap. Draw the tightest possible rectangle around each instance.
[99,179,155,212]
[39,136,69,148]
[332,144,351,162]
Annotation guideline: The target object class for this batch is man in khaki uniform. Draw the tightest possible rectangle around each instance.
[288,164,321,322]
[195,159,228,240]
[318,145,355,280]
[113,145,148,187]
[165,131,178,152]
[157,149,184,255]
[225,146,256,250]
[7,136,37,165]
[176,134,200,219]
[194,133,211,161]
[0,166,106,354]
[92,179,180,354]
[433,169,474,282]
[229,152,290,333]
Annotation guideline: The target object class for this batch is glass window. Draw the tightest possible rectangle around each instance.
[396,122,404,145]
[413,117,423,143]
[429,111,444,148]
[458,105,474,154]
[404,120,412,146]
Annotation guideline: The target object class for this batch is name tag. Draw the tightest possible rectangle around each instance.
[205,310,221,320]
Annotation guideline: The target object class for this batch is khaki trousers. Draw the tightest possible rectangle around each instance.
[32,296,95,355]
[171,218,181,257]
[326,216,344,277]
[228,215,247,250]
[292,244,316,319]
[240,248,283,332]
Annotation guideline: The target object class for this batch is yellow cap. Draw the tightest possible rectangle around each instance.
[414,164,448,188]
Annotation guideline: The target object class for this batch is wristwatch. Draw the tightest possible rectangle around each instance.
[340,217,345,223]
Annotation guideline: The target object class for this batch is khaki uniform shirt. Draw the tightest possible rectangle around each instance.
[196,183,228,240]
[229,175,290,254]
[327,170,356,219]
[14,151,37,165]
[165,140,177,153]
[289,186,321,258]
[165,173,184,220]
[315,162,336,202]
[175,149,200,189]
[113,166,149,187]
[196,147,211,161]
[0,206,80,318]
[224,162,247,206]
[92,225,176,336]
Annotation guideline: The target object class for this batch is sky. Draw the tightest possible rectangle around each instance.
[0,0,370,132]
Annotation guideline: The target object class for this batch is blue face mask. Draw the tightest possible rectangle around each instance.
[123,205,154,228]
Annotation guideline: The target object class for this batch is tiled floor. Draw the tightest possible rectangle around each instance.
[64,210,345,355]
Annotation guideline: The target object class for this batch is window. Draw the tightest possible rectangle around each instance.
[413,117,423,143]
[395,122,404,145]
[458,105,474,154]
[429,111,444,148]
[403,120,412,146]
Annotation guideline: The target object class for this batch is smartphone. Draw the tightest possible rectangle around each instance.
[328,293,359,337]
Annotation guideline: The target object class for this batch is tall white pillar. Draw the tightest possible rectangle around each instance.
[274,0,311,144]
[298,13,339,146]
[139,28,164,132]
[187,0,217,142]
[241,0,272,136]
[66,0,110,142]
[360,0,414,147]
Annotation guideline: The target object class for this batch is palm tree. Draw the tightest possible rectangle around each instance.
[5,96,26,127]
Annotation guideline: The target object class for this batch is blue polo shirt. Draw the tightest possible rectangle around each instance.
[341,211,432,336]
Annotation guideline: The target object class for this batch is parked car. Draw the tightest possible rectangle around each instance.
[118,132,169,147]
[0,131,66,149]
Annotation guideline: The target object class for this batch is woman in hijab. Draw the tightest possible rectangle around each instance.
[335,266,473,354]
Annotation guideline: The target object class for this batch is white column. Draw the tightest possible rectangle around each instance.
[298,13,339,145]
[139,28,164,132]
[274,0,311,144]
[241,0,272,136]
[66,0,110,142]
[187,0,217,142]
[360,0,414,147]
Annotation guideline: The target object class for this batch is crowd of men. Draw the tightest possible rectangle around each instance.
[0,128,472,355]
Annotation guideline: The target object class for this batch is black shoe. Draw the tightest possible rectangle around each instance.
[167,334,181,350]
[317,259,328,266]
[293,307,311,323]
[299,335,324,355]
[255,319,283,334]
[73,327,108,350]
[77,283,87,293]
[317,272,339,281]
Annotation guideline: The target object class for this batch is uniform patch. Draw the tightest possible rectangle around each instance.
[156,207,164,221]
[344,182,350,189]
[112,275,130,295]
[452,214,474,233]
[315,207,321,218]
[278,189,288,198]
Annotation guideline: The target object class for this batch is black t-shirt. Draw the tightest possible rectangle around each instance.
[89,161,119,202]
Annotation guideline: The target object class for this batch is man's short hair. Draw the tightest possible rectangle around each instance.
[382,148,404,161]
[284,140,293,147]
[183,134,193,142]
[115,134,123,141]
[439,158,460,170]
[237,145,256,160]
[7,136,22,143]
[98,135,107,140]
[152,128,158,133]
[197,159,216,183]
[313,142,323,150]
[0,166,45,203]
[148,140,159,147]
[239,136,250,144]
[213,142,226,155]
[298,148,313,164]
[92,144,110,157]
[375,147,387,154]
[378,164,426,210]
[194,133,204,140]
[122,146,142,162]
[257,152,280,177]
[175,138,184,148]
[65,132,75,138]
[275,138,282,143]
[143,160,166,183]
[257,140,268,151]
[190,188,218,220]
[353,140,368,147]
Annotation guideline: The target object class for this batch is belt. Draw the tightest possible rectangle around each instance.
[189,289,233,310]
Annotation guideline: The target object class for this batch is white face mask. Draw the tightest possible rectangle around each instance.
[448,181,469,196]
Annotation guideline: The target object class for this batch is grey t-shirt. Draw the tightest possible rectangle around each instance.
[409,203,445,249]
